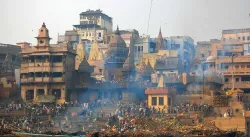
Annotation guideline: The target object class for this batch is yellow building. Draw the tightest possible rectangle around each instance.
[140,50,178,69]
[20,23,76,104]
[145,75,176,111]
[75,43,86,70]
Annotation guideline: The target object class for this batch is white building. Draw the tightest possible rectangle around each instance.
[222,28,250,55]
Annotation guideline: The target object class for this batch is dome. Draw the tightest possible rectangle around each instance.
[206,56,217,62]
[105,26,128,67]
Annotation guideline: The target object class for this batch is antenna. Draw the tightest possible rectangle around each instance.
[147,0,153,36]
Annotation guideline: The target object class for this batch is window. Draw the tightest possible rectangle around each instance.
[225,78,229,83]
[99,69,102,73]
[247,65,250,68]
[152,97,157,105]
[235,65,239,68]
[28,72,34,78]
[98,32,101,37]
[52,89,61,99]
[52,72,62,77]
[168,97,172,106]
[243,36,245,41]
[236,78,240,82]
[241,65,245,68]
[37,89,44,95]
[248,36,250,40]
[238,37,241,40]
[225,65,229,69]
[36,72,42,77]
[159,97,164,105]
[52,56,62,62]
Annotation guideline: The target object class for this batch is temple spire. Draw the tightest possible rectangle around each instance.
[156,27,164,52]
[115,25,120,35]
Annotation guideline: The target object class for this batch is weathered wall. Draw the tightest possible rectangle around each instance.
[215,117,246,132]
[176,94,213,105]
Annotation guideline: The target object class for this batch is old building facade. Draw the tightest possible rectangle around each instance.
[20,23,76,103]
[73,9,113,43]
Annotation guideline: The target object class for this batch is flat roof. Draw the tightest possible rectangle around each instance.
[80,9,112,20]
[222,28,250,34]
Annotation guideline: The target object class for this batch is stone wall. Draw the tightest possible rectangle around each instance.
[215,117,246,132]
[176,94,213,105]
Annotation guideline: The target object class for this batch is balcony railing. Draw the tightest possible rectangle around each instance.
[21,78,34,83]
[52,77,64,82]
[21,77,64,83]
[20,78,27,83]
[223,81,250,88]
[21,64,28,68]
[217,68,250,75]
[34,77,43,82]
[28,63,35,67]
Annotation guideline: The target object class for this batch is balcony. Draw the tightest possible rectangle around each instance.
[21,78,35,83]
[34,67,51,72]
[52,77,64,82]
[34,77,43,82]
[223,81,250,89]
[28,63,35,67]
[43,77,50,82]
[231,46,243,52]
[21,63,28,68]
[28,78,34,82]
[217,68,250,75]
[52,62,63,67]
[20,78,27,83]
[217,56,250,63]
[20,68,28,73]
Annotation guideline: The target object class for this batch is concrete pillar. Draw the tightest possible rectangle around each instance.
[34,86,37,101]
[45,84,48,96]
[21,87,26,101]
[61,86,66,100]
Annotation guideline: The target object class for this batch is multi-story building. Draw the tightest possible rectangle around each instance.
[134,35,156,65]
[20,23,76,103]
[73,9,113,43]
[195,41,212,62]
[222,28,250,55]
[0,43,21,98]
[0,43,21,76]
[165,36,195,73]
[208,36,250,93]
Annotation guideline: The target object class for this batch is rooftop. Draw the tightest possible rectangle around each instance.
[222,28,250,34]
[80,9,112,20]
[197,41,211,45]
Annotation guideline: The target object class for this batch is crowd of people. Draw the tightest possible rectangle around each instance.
[0,99,216,134]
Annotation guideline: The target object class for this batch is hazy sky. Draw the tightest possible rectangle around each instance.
[1,0,250,45]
